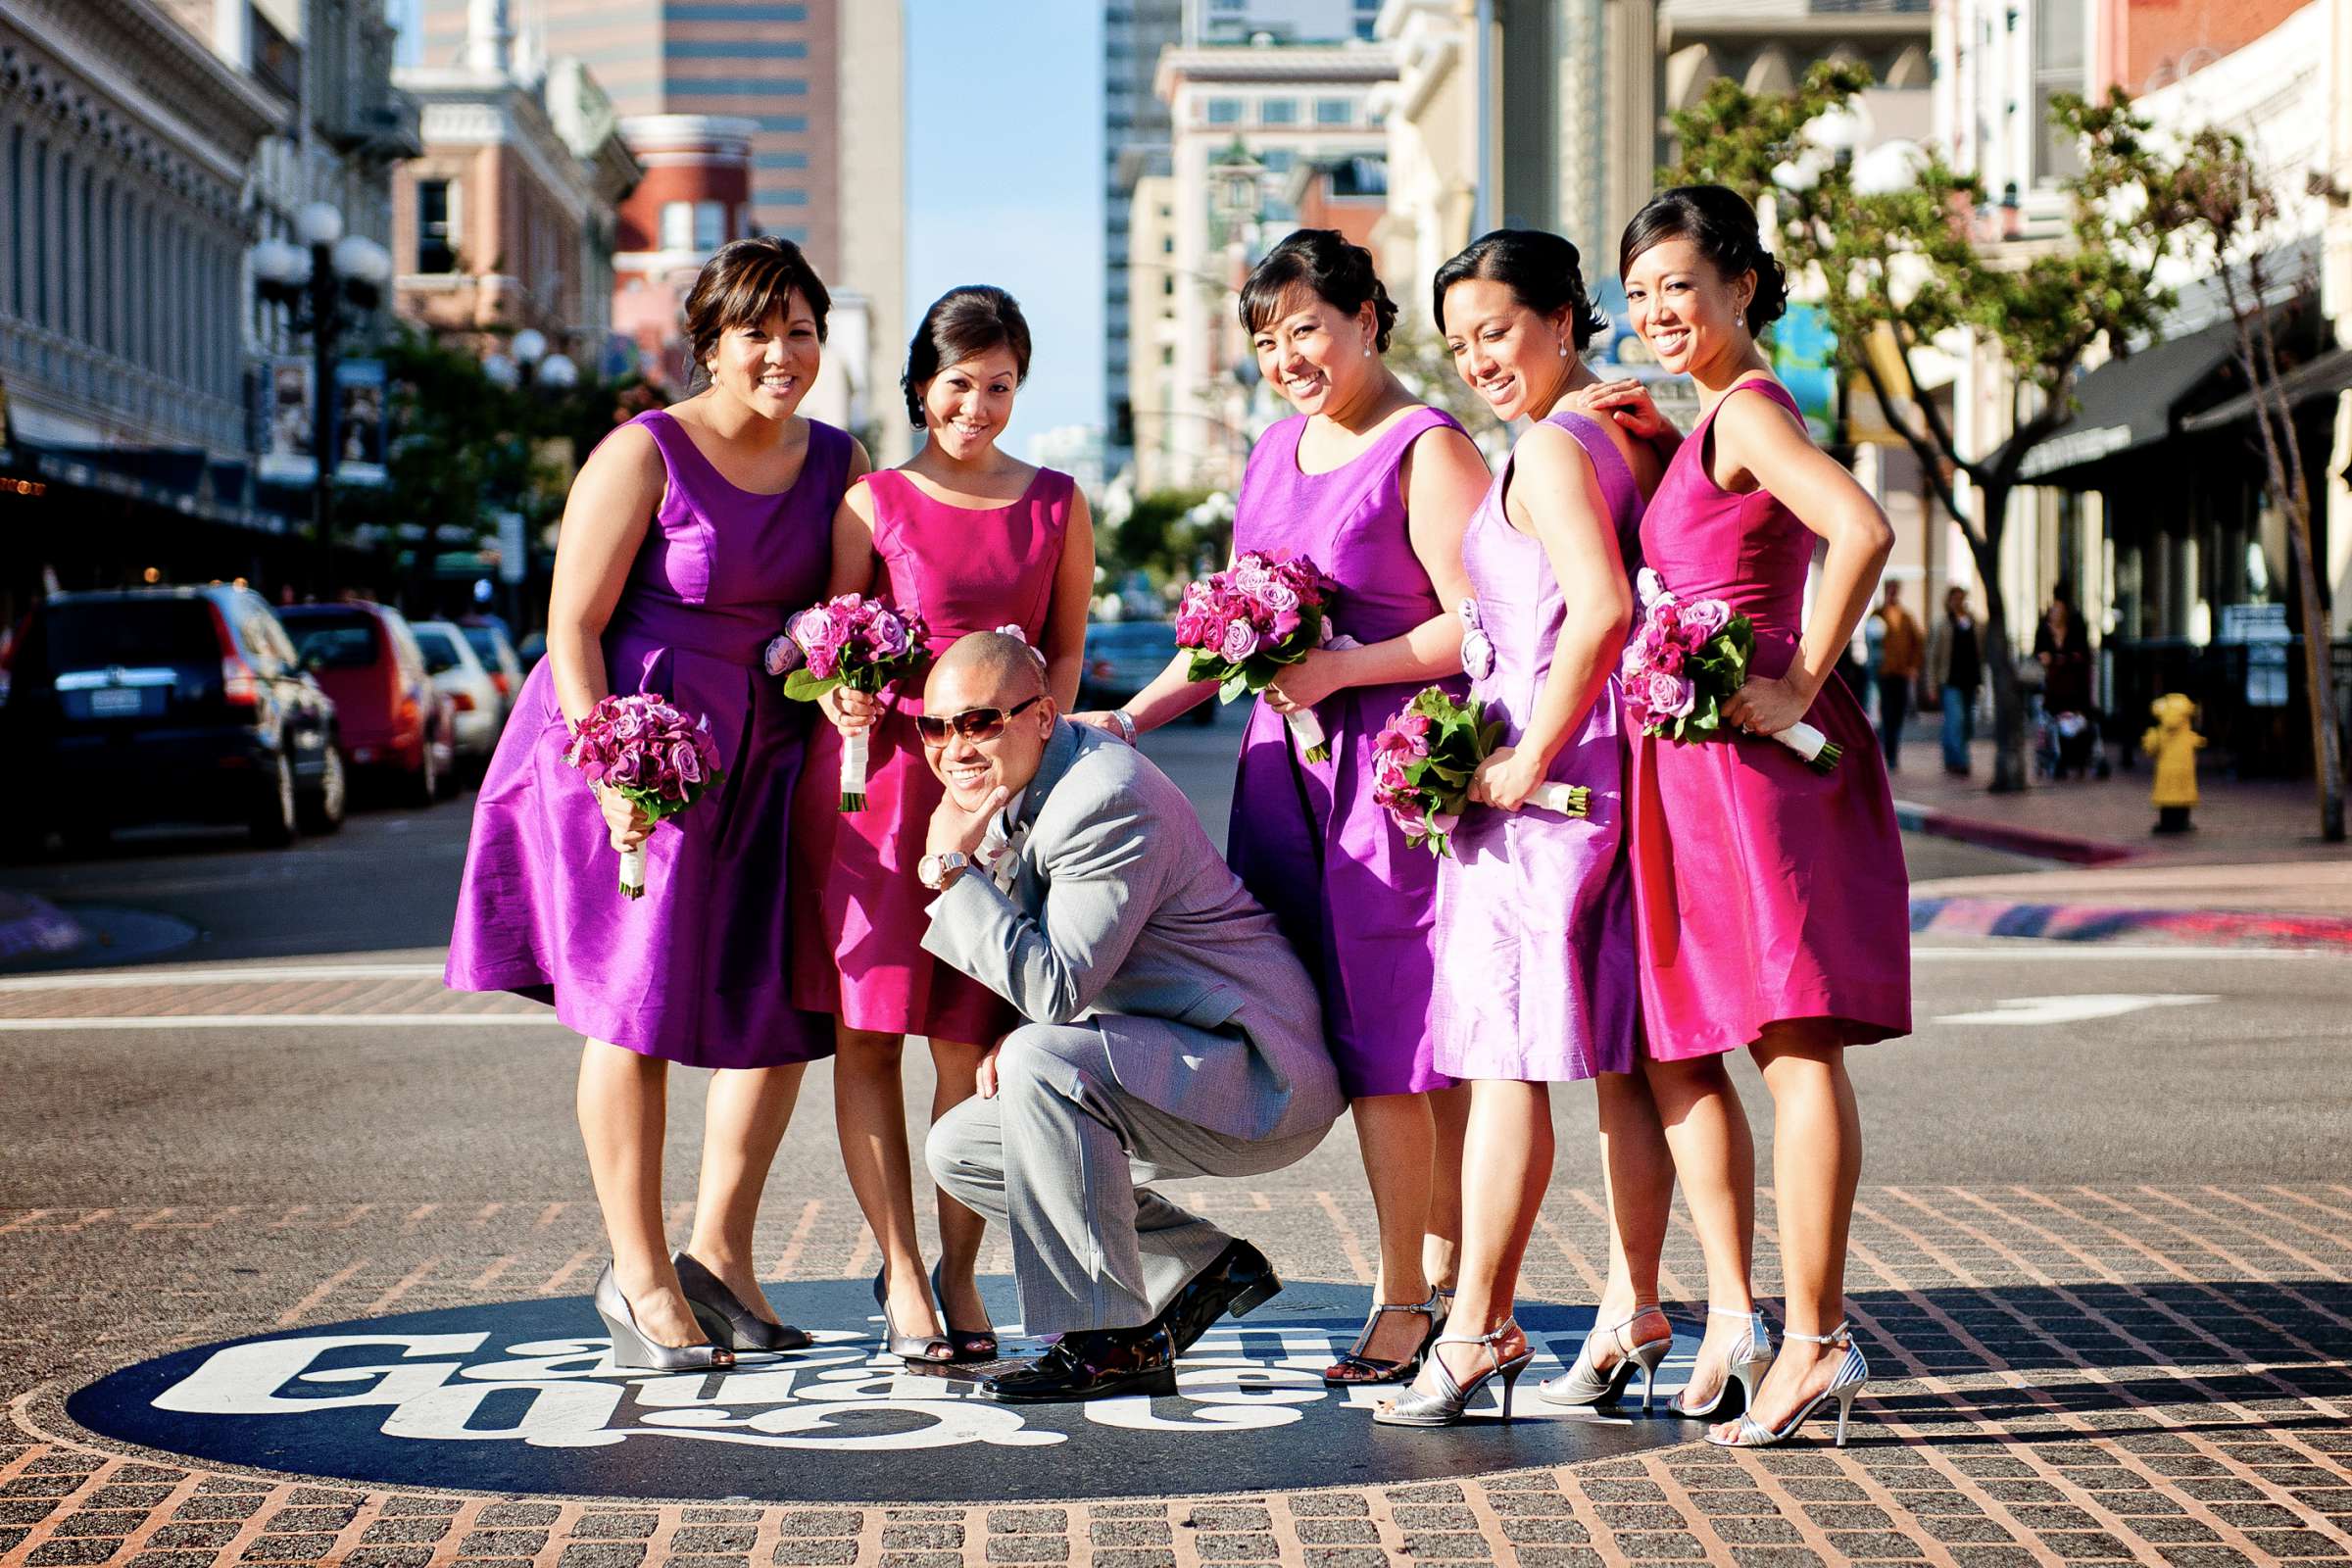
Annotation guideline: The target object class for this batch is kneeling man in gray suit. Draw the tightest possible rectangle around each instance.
[913,630,1344,1402]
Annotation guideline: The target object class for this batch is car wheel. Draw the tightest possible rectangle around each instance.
[410,740,439,808]
[251,753,299,848]
[299,744,348,835]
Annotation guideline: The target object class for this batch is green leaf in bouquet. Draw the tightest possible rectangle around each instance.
[781,668,843,703]
[1219,668,1253,704]
[1186,650,1224,685]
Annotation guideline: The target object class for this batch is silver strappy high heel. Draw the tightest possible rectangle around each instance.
[594,1261,735,1373]
[1539,1303,1674,1411]
[1374,1318,1535,1427]
[1674,1305,1776,1418]
[1706,1321,1868,1448]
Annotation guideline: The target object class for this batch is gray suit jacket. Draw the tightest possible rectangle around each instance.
[921,721,1343,1143]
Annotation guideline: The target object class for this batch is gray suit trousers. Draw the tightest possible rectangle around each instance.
[926,1021,1329,1336]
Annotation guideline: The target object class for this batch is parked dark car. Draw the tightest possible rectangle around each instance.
[1077,619,1215,724]
[3,586,346,849]
[277,602,458,804]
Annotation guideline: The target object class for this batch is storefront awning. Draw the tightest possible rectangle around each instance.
[2180,345,2352,434]
[2017,316,2246,481]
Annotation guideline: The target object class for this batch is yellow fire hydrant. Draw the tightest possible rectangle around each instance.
[2140,693,2204,834]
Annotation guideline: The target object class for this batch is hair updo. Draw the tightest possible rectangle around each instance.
[903,285,1033,429]
[1239,228,1399,353]
[1617,185,1788,332]
[682,236,831,387]
[1431,228,1610,347]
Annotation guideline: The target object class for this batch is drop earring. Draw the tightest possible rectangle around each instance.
[1735,311,1746,330]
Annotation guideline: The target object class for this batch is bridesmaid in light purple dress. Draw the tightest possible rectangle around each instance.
[448,238,864,1369]
[1102,230,1493,1388]
[1378,232,1659,1429]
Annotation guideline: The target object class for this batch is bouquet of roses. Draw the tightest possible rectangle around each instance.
[767,593,929,810]
[565,693,726,899]
[1371,686,1589,858]
[1174,551,1345,761]
[1622,568,1840,773]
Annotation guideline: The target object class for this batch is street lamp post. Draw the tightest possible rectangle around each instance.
[251,204,393,599]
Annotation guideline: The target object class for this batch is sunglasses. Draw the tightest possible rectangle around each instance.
[914,695,1043,746]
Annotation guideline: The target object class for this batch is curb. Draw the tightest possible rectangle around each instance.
[1910,894,2352,951]
[0,892,87,963]
[1895,800,2136,865]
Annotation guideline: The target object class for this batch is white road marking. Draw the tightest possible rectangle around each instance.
[1913,944,2339,961]
[0,964,448,992]
[0,1013,564,1032]
[1933,994,2220,1026]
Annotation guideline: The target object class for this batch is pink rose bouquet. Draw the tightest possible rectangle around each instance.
[1621,568,1840,772]
[1370,686,1588,858]
[565,693,727,899]
[766,593,929,810]
[1174,551,1345,760]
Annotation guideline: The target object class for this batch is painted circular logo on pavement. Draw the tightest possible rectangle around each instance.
[69,1280,1700,1502]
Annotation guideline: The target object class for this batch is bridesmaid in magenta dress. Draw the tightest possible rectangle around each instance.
[789,286,1095,1362]
[447,238,859,1369]
[1618,187,1908,1448]
[1378,232,1659,1429]
[1104,231,1492,1387]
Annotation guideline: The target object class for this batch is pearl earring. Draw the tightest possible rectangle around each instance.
[1558,340,1569,359]
[1736,312,1745,330]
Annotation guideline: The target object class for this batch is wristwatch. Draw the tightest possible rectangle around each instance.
[917,850,970,891]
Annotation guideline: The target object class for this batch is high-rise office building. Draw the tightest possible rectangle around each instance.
[411,0,906,455]
[1105,1,1184,461]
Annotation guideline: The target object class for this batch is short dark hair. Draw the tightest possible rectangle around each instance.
[1239,228,1398,353]
[904,285,1033,429]
[682,236,831,387]
[1617,185,1788,331]
[1432,228,1610,347]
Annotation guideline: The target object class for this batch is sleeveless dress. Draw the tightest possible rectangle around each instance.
[789,466,1076,1043]
[1431,411,1642,1083]
[1227,407,1470,1100]
[1629,377,1910,1058]
[445,409,847,1068]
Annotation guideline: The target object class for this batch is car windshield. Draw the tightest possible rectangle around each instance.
[36,601,218,671]
[283,612,379,669]
[413,628,466,674]
[460,624,506,663]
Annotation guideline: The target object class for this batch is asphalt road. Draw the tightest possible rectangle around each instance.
[1,706,2342,1218]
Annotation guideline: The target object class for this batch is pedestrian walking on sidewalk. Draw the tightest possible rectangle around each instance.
[1927,586,1983,776]
[1873,582,1922,769]
[446,237,861,1370]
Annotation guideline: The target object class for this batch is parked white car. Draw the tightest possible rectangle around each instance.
[411,619,504,771]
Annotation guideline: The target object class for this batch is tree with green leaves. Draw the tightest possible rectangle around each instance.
[2139,128,2343,841]
[1667,65,2203,791]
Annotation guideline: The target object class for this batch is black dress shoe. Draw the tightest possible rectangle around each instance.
[982,1325,1179,1402]
[1159,1239,1283,1355]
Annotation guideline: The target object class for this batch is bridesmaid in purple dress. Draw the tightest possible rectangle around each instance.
[1103,231,1492,1386]
[1381,232,1658,1428]
[447,238,862,1369]
[1618,187,1906,1448]
[792,287,1096,1363]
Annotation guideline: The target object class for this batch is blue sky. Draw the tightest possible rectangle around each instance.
[904,0,1103,447]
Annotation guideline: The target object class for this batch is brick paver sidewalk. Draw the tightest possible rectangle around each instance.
[5,1185,2347,1568]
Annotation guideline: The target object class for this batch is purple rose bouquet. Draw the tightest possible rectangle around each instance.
[566,693,726,899]
[765,593,929,810]
[1621,568,1840,773]
[1370,686,1588,859]
[1174,552,1344,760]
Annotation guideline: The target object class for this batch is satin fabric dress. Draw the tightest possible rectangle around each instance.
[1225,407,1469,1099]
[1627,377,1911,1058]
[446,409,847,1067]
